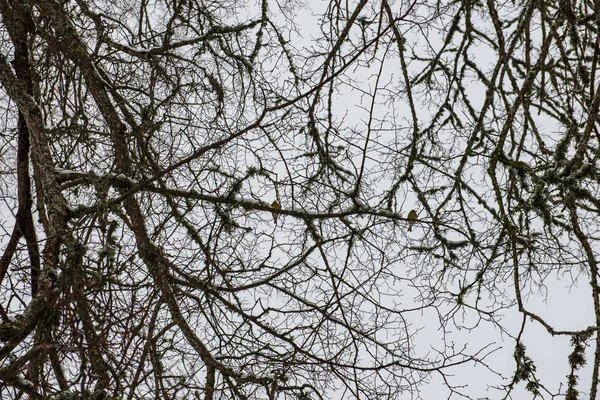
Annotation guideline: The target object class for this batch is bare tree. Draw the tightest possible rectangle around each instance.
[0,0,599,399]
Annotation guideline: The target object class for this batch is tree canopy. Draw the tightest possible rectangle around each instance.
[0,0,599,399]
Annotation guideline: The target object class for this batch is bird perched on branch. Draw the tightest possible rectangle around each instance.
[271,200,281,224]
[407,209,417,231]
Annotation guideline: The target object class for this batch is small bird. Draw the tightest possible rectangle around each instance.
[407,209,418,231]
[271,200,281,224]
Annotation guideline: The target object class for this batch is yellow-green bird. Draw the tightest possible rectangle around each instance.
[407,209,418,231]
[271,200,281,224]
